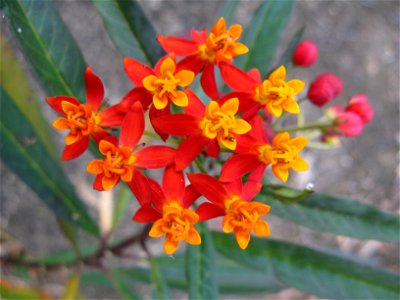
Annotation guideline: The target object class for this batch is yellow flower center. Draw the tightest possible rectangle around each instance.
[253,66,304,117]
[149,201,201,255]
[103,146,136,177]
[198,17,248,63]
[257,132,308,182]
[53,102,102,145]
[142,57,194,110]
[222,197,270,249]
[199,98,251,150]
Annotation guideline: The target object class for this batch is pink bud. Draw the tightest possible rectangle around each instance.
[345,94,374,124]
[308,73,343,106]
[293,40,318,67]
[335,111,364,137]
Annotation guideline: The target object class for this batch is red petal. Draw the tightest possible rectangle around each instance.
[223,179,243,196]
[219,62,258,92]
[184,89,206,118]
[220,154,261,182]
[196,202,225,221]
[127,169,151,206]
[157,35,198,55]
[187,173,228,206]
[201,64,218,99]
[175,135,208,171]
[62,137,89,160]
[149,105,169,141]
[248,115,269,142]
[177,55,205,74]
[84,67,104,111]
[242,104,261,120]
[103,135,118,147]
[247,68,262,82]
[98,104,125,127]
[93,174,105,191]
[152,113,198,136]
[147,177,165,211]
[119,87,153,113]
[205,139,220,157]
[134,146,175,168]
[133,205,161,222]
[182,185,201,208]
[242,165,266,201]
[123,57,154,86]
[219,92,256,114]
[163,165,185,202]
[91,129,110,145]
[119,101,144,149]
[235,134,260,154]
[46,96,80,115]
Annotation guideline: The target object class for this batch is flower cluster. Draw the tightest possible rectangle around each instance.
[46,18,373,255]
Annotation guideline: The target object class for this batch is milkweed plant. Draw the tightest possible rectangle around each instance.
[1,1,398,299]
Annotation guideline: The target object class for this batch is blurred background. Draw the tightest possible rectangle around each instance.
[1,0,399,298]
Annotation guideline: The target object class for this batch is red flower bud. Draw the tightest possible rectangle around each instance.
[335,111,364,137]
[308,73,343,107]
[292,40,318,67]
[345,94,374,124]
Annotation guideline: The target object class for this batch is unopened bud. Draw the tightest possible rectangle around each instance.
[292,40,318,67]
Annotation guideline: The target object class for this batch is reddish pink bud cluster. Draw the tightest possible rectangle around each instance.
[292,40,318,67]
[308,73,343,107]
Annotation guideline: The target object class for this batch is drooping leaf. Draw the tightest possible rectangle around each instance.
[60,274,80,300]
[0,37,57,159]
[185,223,218,299]
[213,232,400,299]
[275,26,305,69]
[3,0,87,99]
[236,0,295,76]
[112,185,132,230]
[259,187,400,242]
[92,0,164,65]
[149,257,172,300]
[0,88,99,235]
[0,280,53,300]
[108,270,140,300]
[81,254,283,294]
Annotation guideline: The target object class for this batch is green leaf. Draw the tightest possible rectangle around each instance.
[275,26,305,69]
[185,223,218,299]
[60,273,80,300]
[236,0,294,75]
[0,280,52,300]
[0,88,99,235]
[264,184,313,203]
[3,0,86,98]
[0,37,57,160]
[108,270,140,300]
[112,185,132,230]
[259,187,400,241]
[92,0,164,65]
[150,257,172,300]
[81,255,283,295]
[213,232,400,299]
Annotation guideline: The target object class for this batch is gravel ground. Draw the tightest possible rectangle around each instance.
[1,0,399,299]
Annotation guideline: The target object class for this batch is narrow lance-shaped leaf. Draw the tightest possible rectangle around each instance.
[108,270,140,300]
[259,186,400,242]
[81,255,283,294]
[0,37,57,160]
[150,257,172,300]
[213,232,400,299]
[275,26,305,69]
[235,0,294,75]
[92,0,164,65]
[3,0,87,98]
[185,223,218,299]
[0,88,99,236]
[220,0,240,24]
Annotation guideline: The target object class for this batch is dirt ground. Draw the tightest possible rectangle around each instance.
[1,0,399,299]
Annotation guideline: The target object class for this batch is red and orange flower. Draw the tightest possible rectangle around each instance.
[133,165,201,255]
[86,102,176,191]
[46,67,123,160]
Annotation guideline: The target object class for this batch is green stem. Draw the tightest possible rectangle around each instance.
[194,158,207,174]
[275,122,334,133]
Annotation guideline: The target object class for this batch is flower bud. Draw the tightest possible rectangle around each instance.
[308,73,343,107]
[292,40,318,67]
[345,94,374,124]
[335,111,364,137]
